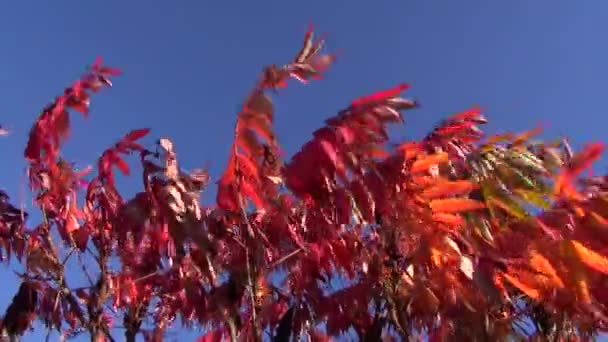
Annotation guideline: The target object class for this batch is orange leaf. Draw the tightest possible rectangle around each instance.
[422,180,477,199]
[512,126,543,146]
[576,277,592,303]
[411,153,448,173]
[569,240,608,275]
[486,133,513,145]
[590,211,608,226]
[561,240,593,303]
[554,181,583,201]
[432,213,465,226]
[529,250,564,288]
[366,146,389,159]
[430,248,443,267]
[412,175,436,187]
[502,272,541,300]
[66,214,80,233]
[567,266,592,304]
[555,143,605,195]
[429,198,485,213]
[396,141,421,160]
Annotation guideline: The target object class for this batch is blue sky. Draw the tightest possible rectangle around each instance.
[0,1,607,341]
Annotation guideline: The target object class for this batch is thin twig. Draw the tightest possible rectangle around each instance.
[45,327,52,342]
[133,268,171,283]
[61,248,76,266]
[102,326,116,342]
[236,192,260,341]
[231,236,246,249]
[77,253,95,286]
[245,245,259,338]
[267,248,303,270]
[227,318,238,342]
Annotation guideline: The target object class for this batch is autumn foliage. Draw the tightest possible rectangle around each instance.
[1,27,608,342]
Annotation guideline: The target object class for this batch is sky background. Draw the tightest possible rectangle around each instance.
[0,1,607,341]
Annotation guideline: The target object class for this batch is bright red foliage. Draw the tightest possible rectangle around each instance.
[0,28,607,342]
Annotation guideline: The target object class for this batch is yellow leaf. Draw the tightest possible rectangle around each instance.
[429,198,485,213]
[513,189,550,209]
[430,248,443,267]
[411,152,448,173]
[569,240,608,275]
[488,197,527,219]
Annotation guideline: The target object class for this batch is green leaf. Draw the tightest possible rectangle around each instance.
[514,189,551,209]
[482,182,528,219]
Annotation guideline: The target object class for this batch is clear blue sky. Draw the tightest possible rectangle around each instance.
[0,1,607,341]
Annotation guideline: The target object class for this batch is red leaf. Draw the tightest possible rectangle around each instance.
[555,142,605,196]
[569,142,604,175]
[451,106,483,121]
[114,156,130,175]
[334,188,351,225]
[217,181,238,212]
[197,330,223,342]
[99,66,122,76]
[92,56,121,75]
[124,128,150,142]
[351,83,409,107]
[242,181,264,209]
[67,97,90,115]
[73,226,89,251]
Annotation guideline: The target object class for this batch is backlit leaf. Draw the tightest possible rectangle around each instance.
[432,212,465,226]
[529,250,564,288]
[502,271,541,300]
[568,240,608,275]
[411,153,449,173]
[422,180,477,199]
[429,198,485,213]
[124,128,150,141]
